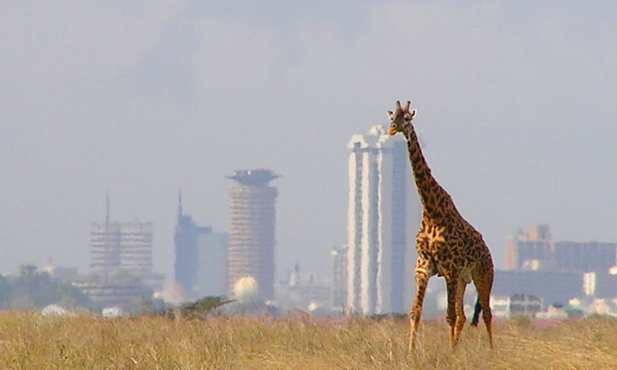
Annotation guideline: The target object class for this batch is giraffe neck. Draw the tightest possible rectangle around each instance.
[402,124,452,220]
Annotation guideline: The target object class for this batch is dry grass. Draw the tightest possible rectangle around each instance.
[0,312,616,369]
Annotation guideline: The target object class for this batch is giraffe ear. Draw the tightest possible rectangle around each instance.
[387,110,394,120]
[404,109,417,121]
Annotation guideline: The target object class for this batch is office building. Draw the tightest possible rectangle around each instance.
[90,196,154,278]
[493,270,582,306]
[505,224,617,273]
[87,195,163,309]
[346,125,421,314]
[496,224,617,305]
[90,221,154,276]
[226,169,279,301]
[174,192,228,300]
[331,245,348,309]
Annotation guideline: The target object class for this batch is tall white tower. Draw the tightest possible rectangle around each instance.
[346,125,421,314]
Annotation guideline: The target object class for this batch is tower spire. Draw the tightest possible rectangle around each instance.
[177,190,183,222]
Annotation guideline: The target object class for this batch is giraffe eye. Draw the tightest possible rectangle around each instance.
[404,113,412,120]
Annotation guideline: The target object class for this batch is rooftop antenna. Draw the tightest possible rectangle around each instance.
[105,191,110,226]
[104,191,111,280]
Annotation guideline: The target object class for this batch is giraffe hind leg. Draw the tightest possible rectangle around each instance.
[470,296,482,327]
[473,272,494,348]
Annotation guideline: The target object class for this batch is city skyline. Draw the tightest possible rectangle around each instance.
[2,2,616,284]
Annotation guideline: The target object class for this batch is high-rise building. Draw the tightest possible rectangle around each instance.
[174,192,212,299]
[90,196,154,278]
[174,192,229,300]
[226,169,279,301]
[331,245,348,309]
[346,125,421,314]
[87,195,163,310]
[90,221,154,276]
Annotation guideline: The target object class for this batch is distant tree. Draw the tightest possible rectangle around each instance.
[0,265,92,311]
[167,296,231,320]
[0,274,12,307]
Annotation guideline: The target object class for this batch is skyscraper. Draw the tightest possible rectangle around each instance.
[86,195,163,309]
[346,125,421,314]
[90,194,154,278]
[226,169,279,301]
[174,192,212,299]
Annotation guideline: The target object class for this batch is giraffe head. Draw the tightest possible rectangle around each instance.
[387,100,417,136]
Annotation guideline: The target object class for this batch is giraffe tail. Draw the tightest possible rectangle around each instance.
[470,296,482,327]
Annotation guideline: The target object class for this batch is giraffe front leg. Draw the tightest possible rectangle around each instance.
[452,279,468,347]
[444,278,459,347]
[409,266,430,351]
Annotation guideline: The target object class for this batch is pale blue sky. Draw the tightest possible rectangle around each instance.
[1,1,616,283]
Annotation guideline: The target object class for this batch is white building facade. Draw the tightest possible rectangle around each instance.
[346,125,421,314]
[90,221,153,277]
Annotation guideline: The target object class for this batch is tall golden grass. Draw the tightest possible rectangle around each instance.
[0,312,615,369]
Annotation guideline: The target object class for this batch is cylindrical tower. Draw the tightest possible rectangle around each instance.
[226,169,279,301]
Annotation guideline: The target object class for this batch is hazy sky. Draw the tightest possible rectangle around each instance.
[2,1,616,284]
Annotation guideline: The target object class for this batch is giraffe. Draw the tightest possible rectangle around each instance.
[387,101,494,350]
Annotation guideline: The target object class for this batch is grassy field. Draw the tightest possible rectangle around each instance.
[0,313,616,369]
